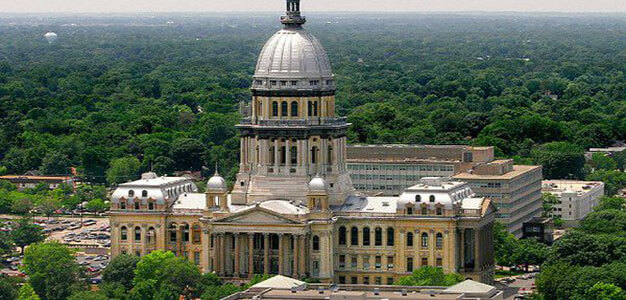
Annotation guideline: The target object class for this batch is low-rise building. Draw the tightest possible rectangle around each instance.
[225,275,503,300]
[541,180,605,227]
[585,146,626,160]
[453,160,543,238]
[0,175,76,191]
[347,145,494,196]
[522,217,554,244]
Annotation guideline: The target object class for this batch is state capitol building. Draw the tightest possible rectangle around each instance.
[109,0,496,285]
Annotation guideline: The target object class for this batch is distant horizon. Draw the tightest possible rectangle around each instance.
[2,0,625,14]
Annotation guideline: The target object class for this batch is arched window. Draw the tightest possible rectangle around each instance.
[134,226,141,241]
[192,224,202,244]
[311,146,318,164]
[128,190,135,198]
[429,195,435,202]
[351,227,359,246]
[147,227,156,244]
[141,190,148,197]
[312,235,320,251]
[421,232,429,248]
[327,146,333,164]
[182,224,190,242]
[363,227,371,246]
[272,101,279,117]
[120,201,126,210]
[269,146,276,165]
[436,233,443,249]
[169,224,177,242]
[291,101,299,117]
[387,227,394,246]
[375,227,382,246]
[407,232,414,247]
[280,146,286,165]
[281,102,288,117]
[148,201,155,210]
[436,207,443,216]
[422,207,428,215]
[338,226,346,245]
[290,146,298,165]
[415,195,421,202]
[120,226,128,241]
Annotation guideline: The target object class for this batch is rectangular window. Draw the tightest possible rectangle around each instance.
[313,261,320,276]
[387,278,394,285]
[351,256,357,269]
[339,276,346,284]
[375,256,382,269]
[387,256,394,270]
[339,255,346,269]
[363,255,370,269]
[270,80,277,86]
[363,276,369,285]
[421,257,428,266]
[375,277,382,285]
[194,252,200,265]
[407,257,414,272]
[291,80,298,86]
[280,80,287,86]
[351,277,358,284]
[436,257,443,267]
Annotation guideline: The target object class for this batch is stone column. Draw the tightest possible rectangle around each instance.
[128,224,135,255]
[177,226,184,257]
[248,234,254,278]
[274,140,279,170]
[460,229,465,270]
[140,225,147,256]
[263,234,270,275]
[286,139,291,172]
[278,234,284,275]
[292,235,299,277]
[213,234,220,274]
[298,235,306,277]
[110,223,119,257]
[234,234,240,277]
[219,234,226,276]
[474,228,481,272]
[201,229,210,273]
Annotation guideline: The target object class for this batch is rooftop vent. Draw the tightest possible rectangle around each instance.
[290,287,297,293]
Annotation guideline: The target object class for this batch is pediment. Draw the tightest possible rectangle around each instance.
[216,207,301,225]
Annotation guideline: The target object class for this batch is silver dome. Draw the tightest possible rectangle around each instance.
[252,27,335,91]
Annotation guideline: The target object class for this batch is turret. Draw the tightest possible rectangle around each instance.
[206,172,228,212]
[307,175,329,212]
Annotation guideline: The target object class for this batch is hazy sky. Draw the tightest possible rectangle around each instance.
[1,0,625,13]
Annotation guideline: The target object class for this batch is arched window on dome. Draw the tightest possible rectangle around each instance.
[291,101,299,117]
[141,190,148,198]
[281,102,288,117]
[272,101,279,117]
[128,190,135,198]
[429,195,436,202]
[415,195,421,202]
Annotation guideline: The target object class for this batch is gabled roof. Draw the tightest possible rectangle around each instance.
[444,279,496,294]
[250,275,306,290]
[212,201,304,225]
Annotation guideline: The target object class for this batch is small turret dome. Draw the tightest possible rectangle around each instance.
[308,176,327,192]
[207,173,227,192]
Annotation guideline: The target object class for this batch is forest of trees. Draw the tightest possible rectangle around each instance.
[0,13,624,186]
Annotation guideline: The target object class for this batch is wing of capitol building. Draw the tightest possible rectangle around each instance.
[108,0,496,285]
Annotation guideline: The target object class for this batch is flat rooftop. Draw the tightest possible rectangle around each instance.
[453,165,541,181]
[240,289,463,300]
[542,180,604,195]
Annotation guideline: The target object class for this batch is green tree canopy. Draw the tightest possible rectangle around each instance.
[106,157,141,185]
[102,254,140,291]
[531,142,585,179]
[22,242,84,300]
[395,266,463,287]
[11,217,45,254]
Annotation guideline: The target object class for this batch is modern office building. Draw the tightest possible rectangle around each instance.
[541,180,604,227]
[453,160,543,238]
[347,145,495,196]
[109,0,495,284]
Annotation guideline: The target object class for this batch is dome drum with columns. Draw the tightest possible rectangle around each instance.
[108,0,496,286]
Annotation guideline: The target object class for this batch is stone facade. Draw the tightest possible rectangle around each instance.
[109,0,496,285]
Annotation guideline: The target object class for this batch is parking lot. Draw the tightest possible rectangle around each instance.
[1,215,111,280]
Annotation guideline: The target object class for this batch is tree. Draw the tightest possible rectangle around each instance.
[594,197,626,212]
[106,157,141,185]
[589,153,618,171]
[132,250,204,298]
[11,218,46,254]
[585,283,626,300]
[0,222,14,255]
[37,198,60,220]
[587,170,626,196]
[201,284,241,300]
[512,238,549,271]
[39,152,71,176]
[170,138,205,171]
[541,193,559,218]
[580,209,626,235]
[0,277,17,300]
[17,283,41,300]
[102,254,140,290]
[22,242,84,300]
[395,266,463,286]
[493,222,517,266]
[11,197,34,215]
[85,199,108,215]
[531,142,585,179]
[67,291,108,300]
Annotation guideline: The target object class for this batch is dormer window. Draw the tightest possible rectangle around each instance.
[134,201,140,210]
[120,201,126,210]
[421,207,428,215]
[255,80,263,85]
[436,207,443,216]
[270,80,277,86]
[310,80,319,86]
[291,80,298,86]
[407,207,413,215]
[429,195,435,202]
[280,80,287,86]
[128,190,135,198]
